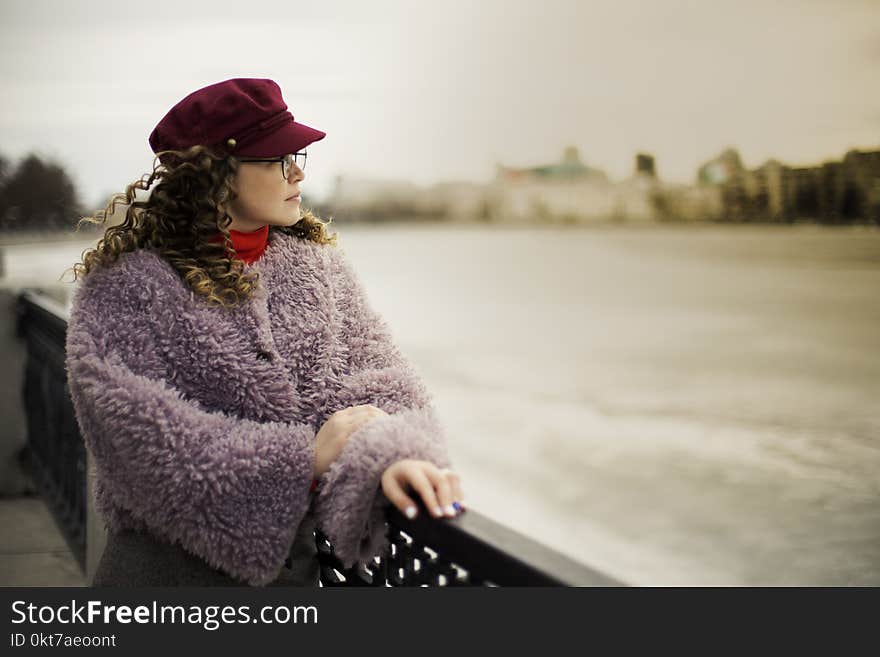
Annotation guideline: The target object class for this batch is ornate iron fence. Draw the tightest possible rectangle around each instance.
[16,290,87,570]
[17,289,623,587]
[316,505,621,586]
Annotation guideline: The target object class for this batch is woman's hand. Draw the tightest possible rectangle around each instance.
[314,404,389,479]
[381,459,466,520]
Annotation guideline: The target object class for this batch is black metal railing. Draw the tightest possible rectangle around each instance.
[315,505,621,586]
[17,289,623,587]
[16,290,87,570]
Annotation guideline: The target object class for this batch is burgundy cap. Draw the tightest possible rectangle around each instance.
[148,78,326,158]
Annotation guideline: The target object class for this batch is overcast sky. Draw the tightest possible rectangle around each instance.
[1,0,878,207]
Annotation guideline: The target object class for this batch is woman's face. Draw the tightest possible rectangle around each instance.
[225,156,304,232]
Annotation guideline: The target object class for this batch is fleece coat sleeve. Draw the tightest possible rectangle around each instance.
[312,246,453,569]
[65,276,317,587]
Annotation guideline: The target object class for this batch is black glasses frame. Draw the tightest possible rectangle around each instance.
[237,150,307,180]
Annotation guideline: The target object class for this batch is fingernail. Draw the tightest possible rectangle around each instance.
[452,501,462,512]
[405,506,417,519]
[444,504,456,517]
[433,506,444,517]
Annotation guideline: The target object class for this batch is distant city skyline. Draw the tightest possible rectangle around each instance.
[1,0,878,208]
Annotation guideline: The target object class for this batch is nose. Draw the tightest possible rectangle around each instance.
[288,163,305,182]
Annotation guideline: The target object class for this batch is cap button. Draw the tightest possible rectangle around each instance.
[226,138,237,149]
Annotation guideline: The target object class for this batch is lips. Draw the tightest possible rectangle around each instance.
[285,193,301,201]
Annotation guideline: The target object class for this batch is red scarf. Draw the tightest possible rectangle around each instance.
[210,224,269,264]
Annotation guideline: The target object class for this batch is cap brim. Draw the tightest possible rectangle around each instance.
[238,119,326,157]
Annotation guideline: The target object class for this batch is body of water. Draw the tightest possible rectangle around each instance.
[3,223,879,585]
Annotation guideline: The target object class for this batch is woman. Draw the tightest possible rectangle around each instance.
[65,78,464,586]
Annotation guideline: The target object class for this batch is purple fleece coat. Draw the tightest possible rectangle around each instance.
[64,228,452,586]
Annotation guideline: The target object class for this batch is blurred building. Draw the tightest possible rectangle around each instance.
[325,147,720,225]
[649,183,722,223]
[486,147,664,224]
[840,149,880,222]
[635,153,657,179]
[696,146,880,223]
[487,146,609,223]
[324,175,446,223]
[323,144,880,225]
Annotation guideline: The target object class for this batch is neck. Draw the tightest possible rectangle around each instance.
[227,219,268,233]
[211,224,270,264]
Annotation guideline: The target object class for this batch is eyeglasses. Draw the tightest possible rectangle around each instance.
[237,150,307,180]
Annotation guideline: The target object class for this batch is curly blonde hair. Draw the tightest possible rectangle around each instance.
[69,144,338,308]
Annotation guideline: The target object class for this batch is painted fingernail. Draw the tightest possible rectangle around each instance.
[452,501,462,512]
[405,506,417,519]
[444,505,456,516]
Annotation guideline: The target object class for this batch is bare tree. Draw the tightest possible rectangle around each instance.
[0,153,84,234]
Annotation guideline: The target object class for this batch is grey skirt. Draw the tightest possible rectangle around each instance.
[92,511,320,587]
